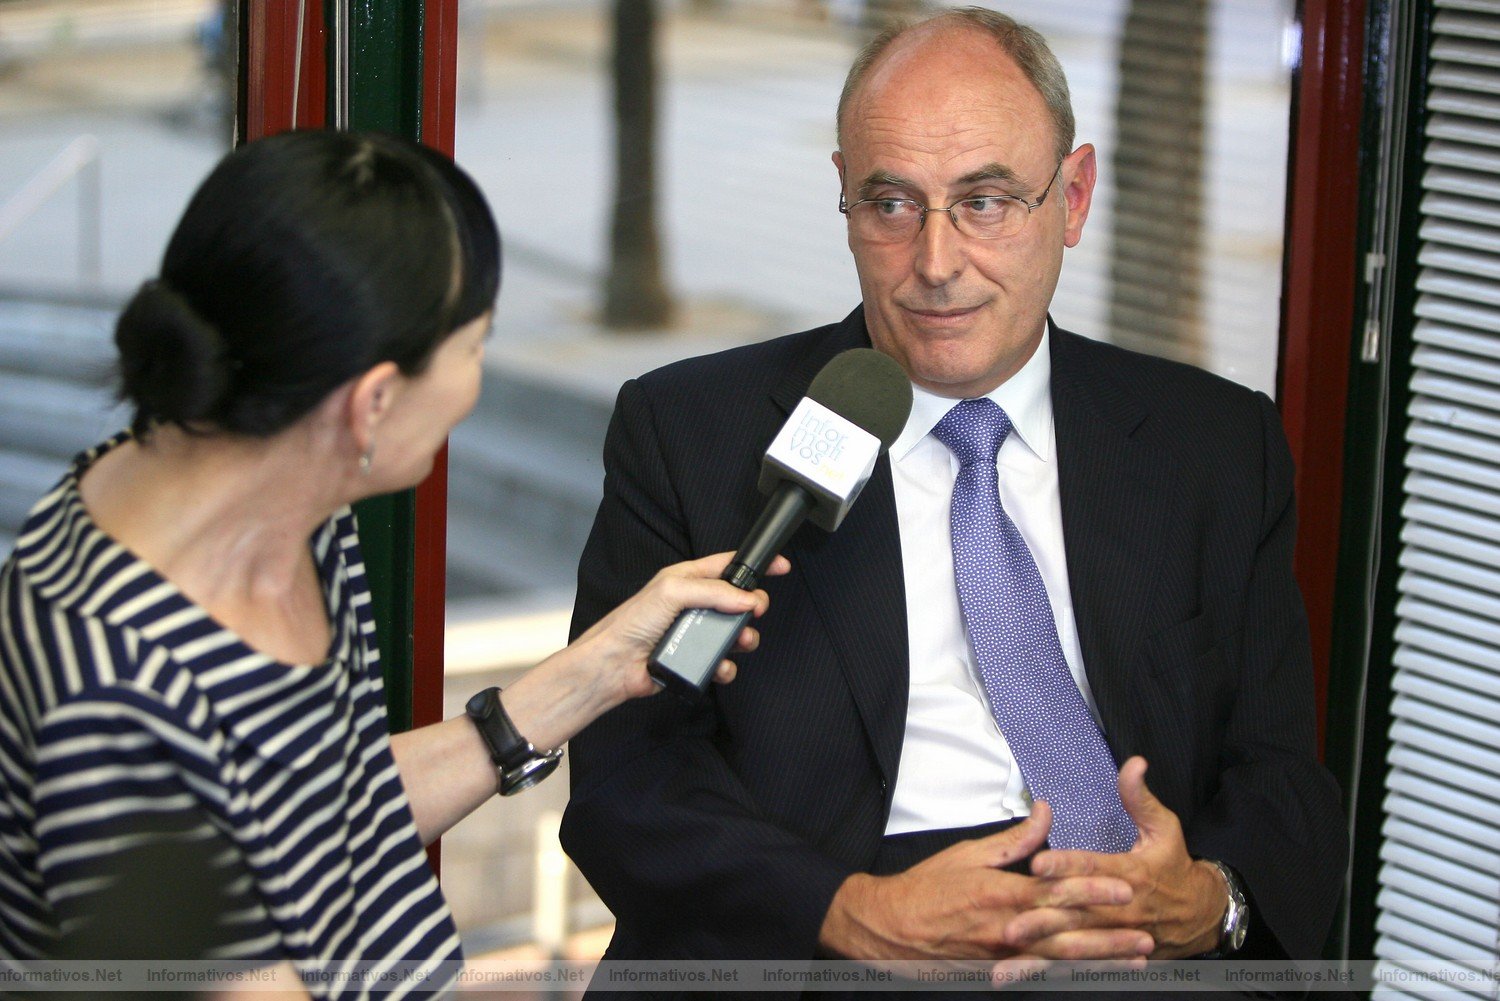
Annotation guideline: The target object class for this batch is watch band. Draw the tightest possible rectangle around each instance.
[464,686,563,796]
[1204,859,1249,956]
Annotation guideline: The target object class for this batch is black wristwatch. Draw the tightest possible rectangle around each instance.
[1204,859,1249,956]
[465,686,563,796]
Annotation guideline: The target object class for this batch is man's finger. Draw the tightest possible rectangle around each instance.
[1003,878,1135,947]
[964,802,1052,869]
[1018,928,1155,962]
[1001,905,1089,947]
[1116,756,1165,835]
[1030,848,1113,879]
[1031,875,1133,909]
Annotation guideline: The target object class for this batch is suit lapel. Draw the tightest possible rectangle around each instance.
[792,463,908,786]
[770,309,909,786]
[1050,327,1171,758]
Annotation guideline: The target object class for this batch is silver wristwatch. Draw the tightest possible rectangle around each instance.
[1204,859,1249,955]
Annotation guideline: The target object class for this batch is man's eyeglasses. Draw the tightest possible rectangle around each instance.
[839,163,1063,244]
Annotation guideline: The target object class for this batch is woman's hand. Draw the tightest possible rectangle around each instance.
[497,551,790,750]
[392,552,788,844]
[575,551,791,700]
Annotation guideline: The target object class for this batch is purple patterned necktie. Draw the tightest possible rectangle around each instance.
[931,397,1136,853]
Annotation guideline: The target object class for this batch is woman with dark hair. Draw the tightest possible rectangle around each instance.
[0,130,779,995]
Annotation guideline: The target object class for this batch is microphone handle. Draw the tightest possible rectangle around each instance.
[721,482,814,589]
[648,482,814,695]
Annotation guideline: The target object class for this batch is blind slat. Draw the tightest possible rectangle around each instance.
[1384,788,1500,853]
[1394,619,1500,673]
[1415,293,1500,338]
[1402,495,1500,539]
[1401,520,1500,571]
[1393,644,1500,699]
[1386,742,1500,804]
[1417,268,1500,308]
[1397,572,1500,628]
[1382,814,1500,877]
[1406,444,1500,491]
[1406,424,1500,462]
[1386,699,1500,772]
[1412,344,1500,389]
[1375,882,1498,946]
[1398,547,1500,596]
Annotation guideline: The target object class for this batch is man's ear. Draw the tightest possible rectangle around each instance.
[833,150,847,193]
[1061,144,1098,249]
[346,361,402,454]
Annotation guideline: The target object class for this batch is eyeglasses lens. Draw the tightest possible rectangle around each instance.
[848,199,1026,243]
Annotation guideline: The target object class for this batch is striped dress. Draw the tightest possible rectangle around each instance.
[0,435,462,997]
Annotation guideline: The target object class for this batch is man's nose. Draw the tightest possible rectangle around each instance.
[913,208,965,286]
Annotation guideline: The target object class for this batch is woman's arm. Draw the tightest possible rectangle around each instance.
[390,551,786,845]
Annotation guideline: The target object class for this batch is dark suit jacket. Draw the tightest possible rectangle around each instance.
[562,307,1345,972]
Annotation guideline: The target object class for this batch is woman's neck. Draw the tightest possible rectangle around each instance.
[79,426,351,662]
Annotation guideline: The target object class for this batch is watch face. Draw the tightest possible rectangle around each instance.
[1229,920,1247,951]
[499,749,563,796]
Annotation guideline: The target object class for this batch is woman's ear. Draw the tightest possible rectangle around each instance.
[346,361,402,454]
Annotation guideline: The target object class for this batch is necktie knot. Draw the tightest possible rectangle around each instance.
[932,398,1012,468]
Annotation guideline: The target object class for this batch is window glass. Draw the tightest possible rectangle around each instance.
[0,0,229,552]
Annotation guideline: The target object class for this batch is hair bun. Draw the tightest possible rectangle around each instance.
[115,280,234,434]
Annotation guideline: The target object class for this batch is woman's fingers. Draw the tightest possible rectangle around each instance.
[643,552,792,625]
[603,552,793,693]
[660,551,791,585]
[657,578,769,618]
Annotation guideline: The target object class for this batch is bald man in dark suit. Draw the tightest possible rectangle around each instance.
[561,8,1344,991]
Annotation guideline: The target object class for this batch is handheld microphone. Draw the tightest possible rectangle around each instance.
[648,348,913,695]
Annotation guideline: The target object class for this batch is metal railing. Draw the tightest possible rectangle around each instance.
[0,135,103,288]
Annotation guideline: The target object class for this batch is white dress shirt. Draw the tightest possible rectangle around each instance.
[884,325,1103,835]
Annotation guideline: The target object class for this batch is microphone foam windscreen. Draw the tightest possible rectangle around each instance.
[805,348,913,453]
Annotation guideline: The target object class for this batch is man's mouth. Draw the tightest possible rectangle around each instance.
[902,304,983,324]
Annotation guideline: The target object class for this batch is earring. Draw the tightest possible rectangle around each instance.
[359,446,374,476]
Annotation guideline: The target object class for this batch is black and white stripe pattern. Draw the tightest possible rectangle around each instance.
[0,434,461,997]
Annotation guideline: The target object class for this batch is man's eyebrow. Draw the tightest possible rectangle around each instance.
[855,163,1025,195]
[955,163,1023,187]
[855,170,916,194]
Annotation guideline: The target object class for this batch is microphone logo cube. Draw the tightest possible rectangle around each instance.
[761,398,881,530]
[789,410,848,465]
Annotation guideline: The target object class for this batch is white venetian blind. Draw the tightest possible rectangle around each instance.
[1375,1,1500,994]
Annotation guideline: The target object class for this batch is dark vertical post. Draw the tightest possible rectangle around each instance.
[1319,0,1414,964]
[342,0,426,737]
[1278,0,1367,753]
[414,0,459,765]
[603,0,675,329]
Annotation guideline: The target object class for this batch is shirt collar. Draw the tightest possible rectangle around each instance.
[888,321,1055,464]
